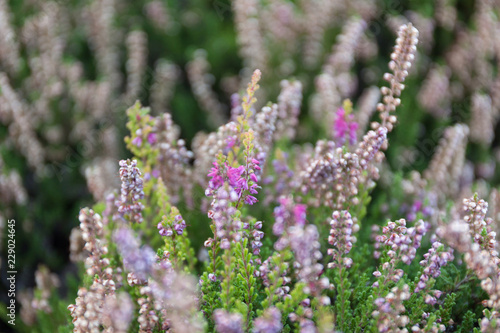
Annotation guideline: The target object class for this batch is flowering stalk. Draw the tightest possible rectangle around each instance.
[327,210,356,331]
[373,24,419,132]
[115,159,145,224]
[155,177,195,271]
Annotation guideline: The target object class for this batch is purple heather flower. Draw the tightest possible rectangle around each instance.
[207,162,224,194]
[245,195,258,205]
[414,240,453,293]
[147,132,157,144]
[132,136,142,147]
[213,309,244,333]
[114,228,156,281]
[253,307,282,333]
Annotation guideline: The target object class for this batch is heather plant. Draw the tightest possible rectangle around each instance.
[3,0,500,332]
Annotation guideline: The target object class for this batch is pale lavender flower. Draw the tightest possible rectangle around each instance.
[253,307,282,333]
[114,228,156,281]
[213,309,244,333]
[289,224,328,296]
[102,292,134,333]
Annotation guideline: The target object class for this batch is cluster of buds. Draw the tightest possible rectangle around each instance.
[253,105,278,165]
[68,281,107,332]
[137,295,159,332]
[155,113,194,205]
[372,284,411,333]
[115,159,145,223]
[327,210,357,269]
[301,124,387,210]
[463,195,497,254]
[157,214,187,237]
[373,219,427,286]
[78,209,114,287]
[439,217,500,308]
[300,140,361,209]
[258,255,291,300]
[374,24,419,132]
[374,219,427,264]
[243,220,264,256]
[414,240,454,294]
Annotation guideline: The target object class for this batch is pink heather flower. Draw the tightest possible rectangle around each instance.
[333,107,358,146]
[226,136,236,149]
[132,136,142,147]
[147,132,157,144]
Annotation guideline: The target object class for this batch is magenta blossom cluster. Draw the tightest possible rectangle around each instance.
[333,107,358,146]
[206,159,261,205]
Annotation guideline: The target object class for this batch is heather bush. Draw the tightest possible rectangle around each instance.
[1,0,500,332]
